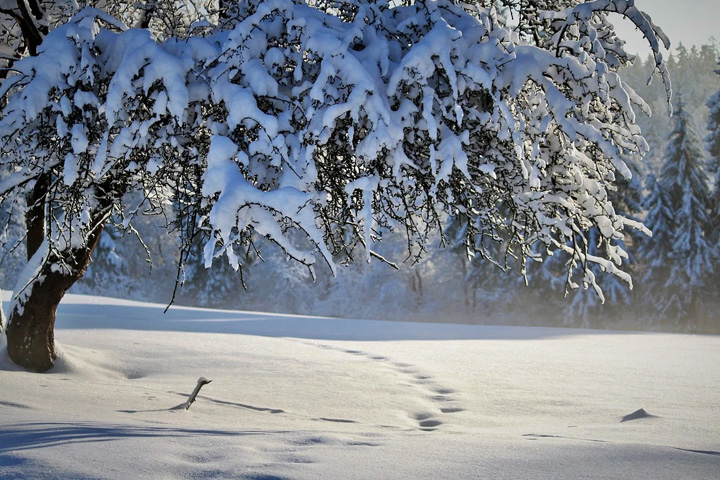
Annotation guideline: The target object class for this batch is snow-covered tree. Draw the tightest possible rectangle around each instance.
[621,44,720,175]
[0,0,672,371]
[0,0,216,368]
[637,173,673,310]
[641,98,713,327]
[559,143,643,326]
[563,226,637,327]
[706,61,720,245]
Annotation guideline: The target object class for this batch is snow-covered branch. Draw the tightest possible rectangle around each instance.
[0,0,672,295]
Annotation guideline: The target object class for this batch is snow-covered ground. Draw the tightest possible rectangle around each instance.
[0,294,718,479]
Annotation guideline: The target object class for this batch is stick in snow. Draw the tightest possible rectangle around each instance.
[183,377,212,410]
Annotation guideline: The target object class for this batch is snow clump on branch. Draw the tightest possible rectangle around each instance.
[0,0,671,295]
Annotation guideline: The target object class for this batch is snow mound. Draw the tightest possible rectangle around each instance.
[621,408,657,422]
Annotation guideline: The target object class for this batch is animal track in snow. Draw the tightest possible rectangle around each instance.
[304,342,466,431]
[440,407,465,414]
[432,387,456,395]
[418,419,443,429]
[410,412,434,421]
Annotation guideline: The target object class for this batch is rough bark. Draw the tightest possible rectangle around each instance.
[6,223,105,372]
[25,172,48,259]
[0,288,5,332]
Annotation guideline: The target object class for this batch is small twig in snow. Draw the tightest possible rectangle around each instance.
[183,377,212,410]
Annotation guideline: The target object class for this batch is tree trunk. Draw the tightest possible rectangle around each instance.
[0,288,5,332]
[6,226,104,372]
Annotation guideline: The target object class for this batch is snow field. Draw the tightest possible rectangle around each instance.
[0,294,718,479]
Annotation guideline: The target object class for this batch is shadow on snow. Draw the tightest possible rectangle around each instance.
[0,421,284,455]
[30,297,644,342]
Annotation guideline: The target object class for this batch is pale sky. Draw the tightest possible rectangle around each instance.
[612,0,718,56]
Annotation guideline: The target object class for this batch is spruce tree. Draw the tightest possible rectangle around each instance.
[638,174,674,296]
[646,98,713,327]
[706,61,720,243]
[704,61,720,328]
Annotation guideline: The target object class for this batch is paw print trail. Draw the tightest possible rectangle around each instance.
[305,342,467,432]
